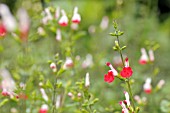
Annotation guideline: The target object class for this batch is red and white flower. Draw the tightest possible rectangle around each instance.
[50,62,57,72]
[39,104,48,113]
[63,57,74,69]
[58,10,68,26]
[120,58,133,78]
[71,7,81,24]
[139,48,149,65]
[17,8,30,42]
[104,62,118,83]
[124,91,130,106]
[148,49,154,62]
[119,101,129,113]
[143,78,152,94]
[0,23,6,37]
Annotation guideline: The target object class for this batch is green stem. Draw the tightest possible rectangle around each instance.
[126,80,135,110]
[52,79,57,113]
[116,35,136,111]
[116,36,125,67]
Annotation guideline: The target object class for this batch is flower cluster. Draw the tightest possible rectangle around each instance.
[104,57,133,83]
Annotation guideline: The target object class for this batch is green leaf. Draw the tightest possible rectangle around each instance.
[109,33,117,36]
[57,68,65,76]
[46,80,53,89]
[113,46,118,51]
[0,99,9,107]
[72,31,86,41]
[121,46,127,50]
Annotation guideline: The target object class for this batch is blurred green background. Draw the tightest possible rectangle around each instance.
[0,0,170,113]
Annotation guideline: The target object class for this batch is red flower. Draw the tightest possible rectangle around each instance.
[72,7,81,24]
[58,10,68,27]
[120,58,133,78]
[104,70,114,83]
[0,23,7,37]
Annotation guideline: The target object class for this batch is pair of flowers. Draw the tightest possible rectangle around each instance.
[104,57,133,83]
[58,7,81,26]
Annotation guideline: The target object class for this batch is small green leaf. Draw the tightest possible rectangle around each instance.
[121,46,127,50]
[118,31,124,36]
[109,33,117,36]
[46,80,53,89]
[113,46,118,51]
[57,68,65,76]
[0,99,9,107]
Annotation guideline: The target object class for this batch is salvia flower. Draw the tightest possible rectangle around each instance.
[104,70,114,83]
[63,57,74,69]
[104,62,118,83]
[100,16,109,30]
[139,48,149,65]
[71,7,81,24]
[50,62,57,72]
[39,104,48,113]
[119,101,129,113]
[0,22,6,37]
[124,91,130,106]
[56,29,61,41]
[143,78,152,94]
[0,4,17,32]
[106,62,118,75]
[157,79,165,89]
[58,9,68,26]
[40,88,48,101]
[68,92,73,97]
[120,58,133,78]
[85,72,90,87]
[56,95,61,108]
[0,69,16,97]
[55,7,60,19]
[82,54,93,69]
[77,92,81,97]
[17,8,30,42]
[148,49,154,62]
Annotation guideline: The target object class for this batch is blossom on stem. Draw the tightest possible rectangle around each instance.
[148,49,154,62]
[0,4,17,32]
[68,92,73,97]
[139,48,149,65]
[63,57,74,69]
[56,29,61,41]
[39,104,48,113]
[50,62,57,72]
[104,62,118,83]
[120,58,133,78]
[40,88,48,101]
[124,91,130,106]
[106,62,118,75]
[55,7,60,19]
[119,101,129,113]
[56,95,61,108]
[82,54,93,69]
[0,69,16,97]
[0,23,6,37]
[104,70,114,83]
[157,79,165,89]
[100,16,109,30]
[85,72,90,87]
[58,10,68,26]
[143,78,152,94]
[17,8,30,42]
[71,7,81,24]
